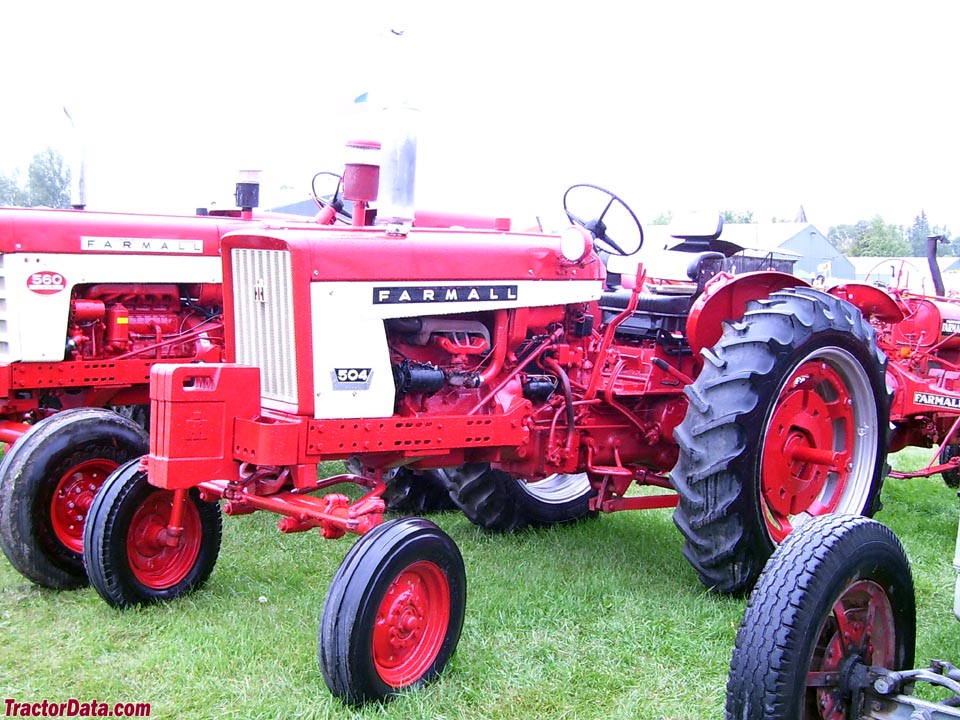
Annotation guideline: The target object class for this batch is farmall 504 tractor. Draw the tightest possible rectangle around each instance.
[49,131,894,704]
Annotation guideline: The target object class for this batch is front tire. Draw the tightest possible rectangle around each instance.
[726,514,916,720]
[442,463,596,532]
[320,518,466,705]
[83,459,222,607]
[673,288,890,594]
[0,408,148,589]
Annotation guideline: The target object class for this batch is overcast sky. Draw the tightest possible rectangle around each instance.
[2,1,959,234]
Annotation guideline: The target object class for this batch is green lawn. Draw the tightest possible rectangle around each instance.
[1,451,958,719]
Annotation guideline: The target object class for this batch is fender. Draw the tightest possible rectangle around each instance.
[828,282,905,324]
[686,271,809,356]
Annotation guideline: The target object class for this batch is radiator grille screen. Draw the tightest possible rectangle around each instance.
[230,248,298,404]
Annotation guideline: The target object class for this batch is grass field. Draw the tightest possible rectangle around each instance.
[1,450,958,719]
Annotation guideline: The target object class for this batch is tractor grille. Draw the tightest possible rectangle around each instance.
[0,254,9,360]
[230,248,298,405]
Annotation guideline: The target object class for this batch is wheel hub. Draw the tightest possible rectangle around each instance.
[50,459,119,554]
[808,579,896,720]
[761,360,856,541]
[372,561,450,686]
[384,588,427,651]
[126,490,202,589]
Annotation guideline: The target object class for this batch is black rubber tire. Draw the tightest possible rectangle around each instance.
[383,468,457,514]
[83,458,222,608]
[344,458,457,514]
[110,404,150,431]
[0,408,148,589]
[726,514,916,720]
[320,517,466,705]
[939,444,960,488]
[673,287,891,595]
[441,463,596,532]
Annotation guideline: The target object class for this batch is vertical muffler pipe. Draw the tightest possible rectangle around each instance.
[927,234,946,297]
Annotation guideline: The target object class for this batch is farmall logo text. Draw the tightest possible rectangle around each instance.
[914,391,960,410]
[373,285,519,304]
[943,319,960,335]
[81,236,204,254]
[27,271,66,295]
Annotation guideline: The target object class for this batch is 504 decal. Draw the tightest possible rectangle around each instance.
[333,368,373,390]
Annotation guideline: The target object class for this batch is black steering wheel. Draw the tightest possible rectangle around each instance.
[311,171,346,218]
[562,184,644,256]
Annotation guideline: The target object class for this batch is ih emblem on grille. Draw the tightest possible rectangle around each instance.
[254,278,266,303]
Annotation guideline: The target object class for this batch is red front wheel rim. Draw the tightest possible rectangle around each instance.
[372,560,451,687]
[126,490,202,589]
[805,579,896,719]
[50,459,119,554]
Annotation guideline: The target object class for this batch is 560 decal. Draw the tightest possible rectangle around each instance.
[332,368,373,390]
[27,271,67,295]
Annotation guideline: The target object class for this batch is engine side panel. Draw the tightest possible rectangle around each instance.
[0,253,221,362]
[309,280,601,419]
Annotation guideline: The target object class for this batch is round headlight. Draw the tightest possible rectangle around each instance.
[559,226,592,263]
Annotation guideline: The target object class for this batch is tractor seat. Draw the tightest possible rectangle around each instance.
[599,289,693,315]
[598,251,726,342]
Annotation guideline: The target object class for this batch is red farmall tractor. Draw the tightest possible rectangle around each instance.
[0,177,325,591]
[29,137,893,705]
[828,237,960,489]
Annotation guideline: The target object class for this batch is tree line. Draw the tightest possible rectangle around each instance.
[827,212,955,257]
[650,209,955,257]
[0,148,72,209]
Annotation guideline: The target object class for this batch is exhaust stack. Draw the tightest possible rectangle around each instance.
[63,106,86,210]
[927,234,946,297]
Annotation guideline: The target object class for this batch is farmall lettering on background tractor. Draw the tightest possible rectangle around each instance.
[43,130,894,705]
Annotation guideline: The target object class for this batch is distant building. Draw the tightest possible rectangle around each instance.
[714,223,855,281]
[643,221,854,282]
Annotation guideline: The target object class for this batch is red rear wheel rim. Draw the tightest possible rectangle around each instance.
[372,560,451,687]
[126,490,202,589]
[50,459,119,554]
[805,579,896,719]
[761,359,856,542]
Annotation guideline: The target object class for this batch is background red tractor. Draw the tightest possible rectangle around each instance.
[0,204,236,591]
[828,236,960,487]
[19,130,893,706]
[0,172,335,590]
